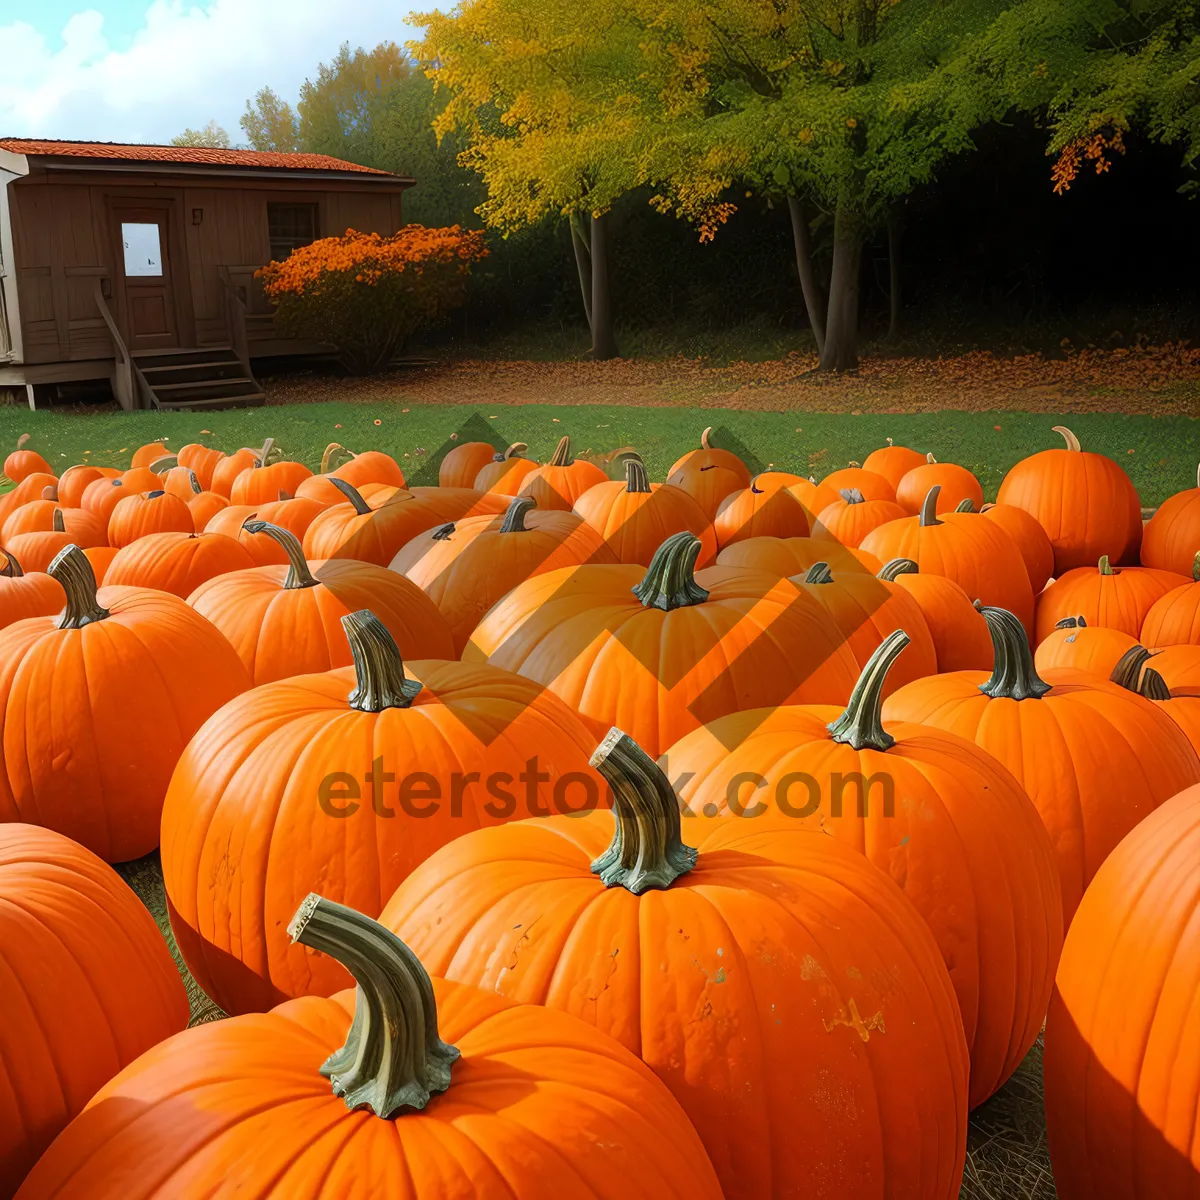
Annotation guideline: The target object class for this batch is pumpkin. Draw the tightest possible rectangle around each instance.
[713,474,811,548]
[813,487,910,547]
[716,533,883,577]
[895,455,985,516]
[295,442,407,506]
[3,513,76,574]
[16,894,723,1200]
[883,604,1200,927]
[1132,643,1200,693]
[82,546,117,586]
[230,438,313,506]
[438,439,498,488]
[996,425,1142,573]
[161,609,606,1014]
[1033,616,1140,677]
[0,474,58,529]
[0,545,251,861]
[210,446,259,497]
[669,632,1061,1109]
[79,477,135,525]
[880,559,993,671]
[1140,554,1200,645]
[810,465,897,513]
[383,731,969,1198]
[176,441,225,490]
[473,441,539,496]
[515,435,607,512]
[1108,645,1200,756]
[302,480,507,566]
[665,426,752,519]
[1,502,105,548]
[390,495,615,654]
[861,485,1036,636]
[863,437,927,491]
[982,502,1056,594]
[189,522,454,683]
[0,551,63,629]
[1141,462,1200,576]
[1043,784,1200,1200]
[464,531,861,757]
[105,531,256,598]
[57,465,116,509]
[1034,554,1187,644]
[204,494,325,566]
[129,440,168,469]
[572,455,716,566]
[117,466,164,494]
[0,823,189,1194]
[3,435,51,484]
[106,488,193,547]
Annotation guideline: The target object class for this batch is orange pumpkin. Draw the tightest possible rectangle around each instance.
[107,488,193,548]
[204,495,326,566]
[881,560,994,671]
[812,487,909,547]
[1141,463,1200,576]
[189,522,454,683]
[210,446,259,497]
[118,466,164,494]
[3,435,51,483]
[0,473,58,529]
[391,495,615,654]
[1107,645,1200,756]
[161,610,606,1013]
[0,823,189,1192]
[572,456,716,566]
[2,502,105,548]
[464,531,861,756]
[230,439,313,506]
[810,466,897,513]
[997,425,1142,573]
[17,895,723,1200]
[83,546,117,586]
[0,545,250,861]
[105,531,257,598]
[57,465,116,509]
[982,502,1056,594]
[383,732,969,1198]
[187,487,228,533]
[1033,616,1140,677]
[665,426,751,519]
[79,476,134,525]
[438,439,499,488]
[0,551,63,629]
[862,437,927,491]
[714,474,811,548]
[4,513,76,574]
[716,533,883,576]
[883,604,1200,927]
[295,442,407,505]
[473,441,539,496]
[176,441,225,490]
[1133,643,1200,693]
[895,455,984,515]
[129,440,168,469]
[515,435,607,512]
[1043,784,1200,1200]
[1140,555,1200,646]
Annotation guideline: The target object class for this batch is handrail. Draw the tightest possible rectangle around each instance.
[94,280,139,411]
[217,265,253,378]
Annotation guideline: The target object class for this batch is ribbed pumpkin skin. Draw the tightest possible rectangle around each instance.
[1034,624,1139,676]
[383,820,969,1199]
[464,564,861,757]
[129,442,168,470]
[713,481,811,548]
[230,461,314,506]
[1141,486,1200,576]
[665,446,751,519]
[176,443,224,490]
[1139,644,1200,690]
[896,463,984,515]
[83,547,117,585]
[1035,563,1187,643]
[997,447,1142,573]
[439,440,497,488]
[0,571,63,630]
[188,559,455,683]
[57,466,114,509]
[573,480,716,566]
[883,670,1200,928]
[812,495,908,547]
[390,510,615,654]
[1044,785,1200,1200]
[107,491,193,547]
[716,534,883,576]
[1,532,74,574]
[119,467,164,494]
[890,572,993,671]
[517,459,608,512]
[210,447,258,497]
[1142,580,1200,646]
[863,442,927,491]
[474,455,539,496]
[983,503,1056,594]
[187,490,227,532]
[810,466,897,513]
[80,477,133,525]
[0,824,189,1196]
[16,979,723,1200]
[668,709,1060,1110]
[329,450,406,490]
[105,532,256,598]
[204,497,325,565]
[161,660,605,1014]
[0,475,58,528]
[0,586,251,862]
[1,503,105,548]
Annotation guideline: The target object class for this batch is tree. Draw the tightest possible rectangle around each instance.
[240,87,300,152]
[170,121,232,148]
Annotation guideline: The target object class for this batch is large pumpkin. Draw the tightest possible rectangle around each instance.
[104,531,256,598]
[883,604,1200,927]
[669,632,1061,1109]
[438,439,497,488]
[0,552,63,630]
[1043,784,1200,1200]
[982,501,1056,594]
[516,435,607,512]
[1140,461,1200,576]
[382,731,969,1198]
[862,437,926,491]
[895,456,984,515]
[204,494,325,565]
[665,426,751,519]
[880,558,994,671]
[812,487,908,547]
[0,545,251,861]
[17,894,721,1200]
[0,823,188,1197]
[161,610,606,1014]
[1140,557,1200,645]
[996,425,1142,573]
[189,522,454,683]
[473,441,539,495]
[390,495,615,654]
[1033,615,1139,677]
[464,531,861,756]
[1,503,105,549]
[107,489,193,547]
[809,466,897,513]
[713,474,811,547]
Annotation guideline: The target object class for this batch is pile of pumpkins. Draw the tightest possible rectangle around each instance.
[1,423,1198,1199]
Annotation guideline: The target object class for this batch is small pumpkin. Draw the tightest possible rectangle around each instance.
[1,501,105,548]
[4,510,77,573]
[204,494,326,565]
[180,470,228,531]
[230,438,313,506]
[862,437,927,491]
[812,487,909,547]
[105,531,257,598]
[210,446,260,497]
[438,439,498,488]
[0,474,59,529]
[57,465,116,509]
[516,435,607,512]
[716,533,883,577]
[665,426,752,519]
[714,473,811,548]
[3,435,51,484]
[0,550,64,629]
[472,441,539,495]
[810,465,897,513]
[176,441,225,490]
[1033,615,1139,677]
[117,466,164,494]
[79,476,135,525]
[295,442,406,505]
[129,440,168,469]
[895,454,984,515]
[106,488,193,548]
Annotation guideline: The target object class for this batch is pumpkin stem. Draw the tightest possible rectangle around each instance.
[919,486,943,527]
[52,508,65,533]
[1054,615,1087,629]
[255,437,276,468]
[925,452,937,464]
[242,520,317,589]
[624,456,652,494]
[288,894,459,1117]
[149,455,178,473]
[187,470,202,494]
[1110,645,1155,692]
[589,728,698,894]
[700,426,714,450]
[493,442,527,463]
[804,561,834,584]
[839,487,865,504]
[1053,426,1081,453]
[885,437,894,447]
[322,442,355,473]
[147,489,166,499]
[342,610,421,711]
[329,476,372,515]
[955,497,975,513]
[1139,667,1171,702]
[1193,551,1200,583]
[1196,462,1200,491]
[976,603,1051,700]
[827,630,909,751]
[1098,555,1115,576]
[431,523,455,541]
[42,485,58,502]
[500,495,536,532]
[632,532,709,611]
[278,489,293,502]
[16,433,29,451]
[49,544,109,629]
[548,435,572,467]
[0,548,24,577]
[877,557,918,581]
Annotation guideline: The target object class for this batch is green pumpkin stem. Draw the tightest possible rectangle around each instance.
[342,610,422,711]
[919,486,943,527]
[493,441,527,463]
[839,487,865,504]
[590,727,698,894]
[242,520,317,589]
[976,604,1051,700]
[1098,555,1115,576]
[1054,615,1087,630]
[548,435,572,466]
[632,532,709,610]
[500,495,536,532]
[878,557,919,581]
[329,476,372,515]
[804,561,834,584]
[288,894,459,1117]
[955,497,975,513]
[0,548,23,577]
[625,456,652,494]
[1110,645,1155,693]
[50,544,109,629]
[827,630,910,751]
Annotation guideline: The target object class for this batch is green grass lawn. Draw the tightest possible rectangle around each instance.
[4,401,1197,505]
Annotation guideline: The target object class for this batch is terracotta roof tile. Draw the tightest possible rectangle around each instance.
[0,139,398,176]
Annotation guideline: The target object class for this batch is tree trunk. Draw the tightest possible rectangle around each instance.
[589,211,619,360]
[886,212,902,343]
[569,213,593,328]
[786,195,826,355]
[818,205,863,373]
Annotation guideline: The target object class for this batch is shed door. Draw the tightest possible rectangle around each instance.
[113,207,179,352]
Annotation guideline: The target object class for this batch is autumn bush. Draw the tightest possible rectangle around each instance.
[258,225,488,374]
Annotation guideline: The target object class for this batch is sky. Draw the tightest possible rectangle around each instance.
[0,0,418,145]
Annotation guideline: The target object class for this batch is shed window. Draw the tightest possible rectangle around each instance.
[267,203,319,262]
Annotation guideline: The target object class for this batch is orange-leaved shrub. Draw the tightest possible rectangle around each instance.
[258,225,487,374]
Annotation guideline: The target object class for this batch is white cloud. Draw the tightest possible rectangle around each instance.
[0,0,419,144]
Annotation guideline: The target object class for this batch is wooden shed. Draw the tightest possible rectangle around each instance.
[0,139,413,410]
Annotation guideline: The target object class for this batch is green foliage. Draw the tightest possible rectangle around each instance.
[169,121,232,149]
[240,87,300,152]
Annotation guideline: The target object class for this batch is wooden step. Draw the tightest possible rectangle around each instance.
[133,346,238,367]
[139,359,247,385]
[153,390,266,412]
